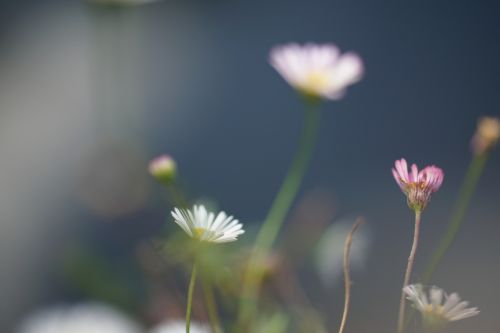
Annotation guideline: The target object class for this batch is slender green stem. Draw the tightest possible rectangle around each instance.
[238,103,322,327]
[252,104,321,254]
[186,262,198,333]
[338,218,364,333]
[421,152,489,283]
[167,181,189,209]
[398,211,422,333]
[202,277,221,333]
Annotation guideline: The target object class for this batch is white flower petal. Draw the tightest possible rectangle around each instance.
[442,292,461,312]
[171,208,193,237]
[448,308,480,321]
[329,52,364,88]
[445,301,469,318]
[403,284,427,310]
[429,286,443,306]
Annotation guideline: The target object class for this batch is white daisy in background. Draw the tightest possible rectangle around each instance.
[16,303,142,333]
[171,205,244,243]
[315,218,371,287]
[149,320,209,333]
[404,284,479,329]
[270,43,364,100]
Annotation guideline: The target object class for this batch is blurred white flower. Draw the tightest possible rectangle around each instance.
[149,320,209,333]
[404,284,479,329]
[270,43,364,100]
[314,219,371,287]
[16,303,142,333]
[171,205,244,243]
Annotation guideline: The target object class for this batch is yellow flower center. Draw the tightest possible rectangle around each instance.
[194,227,206,238]
[422,304,448,329]
[302,71,330,94]
[193,227,218,241]
[423,304,445,316]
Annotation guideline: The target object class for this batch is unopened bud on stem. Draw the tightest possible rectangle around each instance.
[149,155,177,185]
[471,116,500,155]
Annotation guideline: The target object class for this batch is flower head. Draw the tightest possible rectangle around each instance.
[149,154,177,185]
[149,320,209,333]
[16,303,141,333]
[392,159,444,212]
[404,284,479,330]
[269,43,364,101]
[171,205,244,243]
[471,116,500,155]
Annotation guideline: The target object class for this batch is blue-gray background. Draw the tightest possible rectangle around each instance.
[0,0,499,332]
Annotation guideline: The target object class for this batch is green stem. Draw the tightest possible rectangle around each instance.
[167,181,189,209]
[421,152,489,283]
[238,103,321,327]
[398,210,422,333]
[186,262,198,333]
[253,104,321,254]
[202,277,221,333]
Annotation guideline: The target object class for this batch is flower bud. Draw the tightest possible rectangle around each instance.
[471,116,500,155]
[149,155,177,185]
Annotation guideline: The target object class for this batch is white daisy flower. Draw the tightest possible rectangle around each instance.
[16,303,142,333]
[149,320,210,333]
[404,284,479,329]
[171,205,244,243]
[270,43,364,100]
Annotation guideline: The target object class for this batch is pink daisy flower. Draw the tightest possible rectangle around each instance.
[392,158,444,211]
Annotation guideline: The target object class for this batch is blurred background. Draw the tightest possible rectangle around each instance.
[0,0,499,332]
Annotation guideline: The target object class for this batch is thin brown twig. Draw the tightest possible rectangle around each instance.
[338,218,365,333]
[398,211,422,333]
